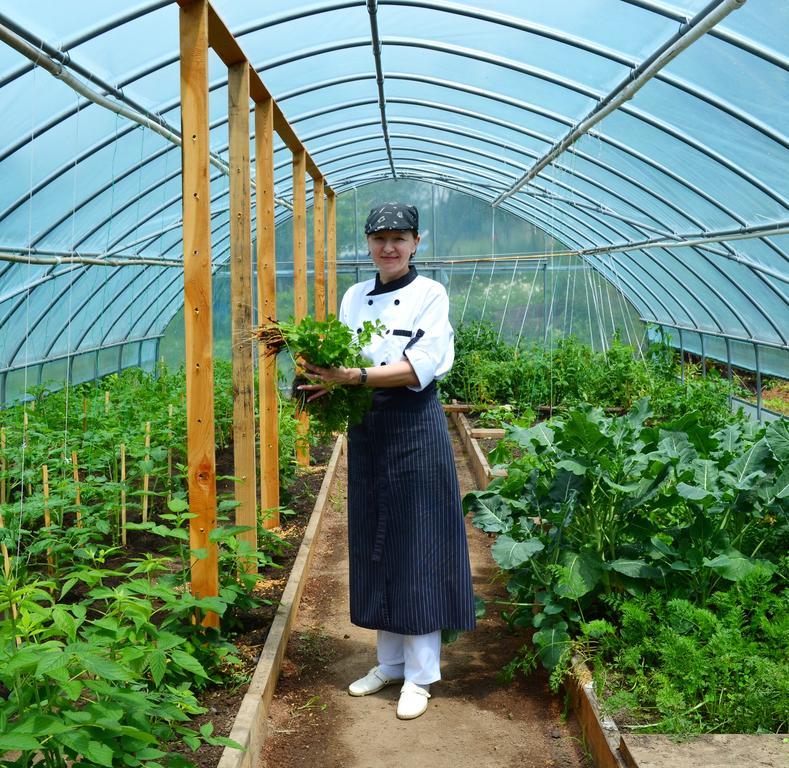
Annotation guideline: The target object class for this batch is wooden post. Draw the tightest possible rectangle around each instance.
[327,189,337,317]
[71,451,82,528]
[0,427,6,507]
[104,391,110,415]
[313,177,326,321]
[293,148,310,467]
[179,0,219,626]
[228,59,258,568]
[82,397,88,432]
[42,465,53,577]
[255,96,280,529]
[120,443,127,546]
[141,421,151,524]
[167,404,174,504]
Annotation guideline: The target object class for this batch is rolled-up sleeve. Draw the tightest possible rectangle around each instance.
[404,285,455,391]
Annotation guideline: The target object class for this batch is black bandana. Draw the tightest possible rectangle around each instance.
[364,202,419,234]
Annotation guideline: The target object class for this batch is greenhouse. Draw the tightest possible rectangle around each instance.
[0,1,786,767]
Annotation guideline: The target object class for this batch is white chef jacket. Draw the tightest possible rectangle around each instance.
[339,268,454,392]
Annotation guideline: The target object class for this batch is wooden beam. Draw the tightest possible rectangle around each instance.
[313,177,326,321]
[179,0,219,626]
[228,59,258,568]
[255,96,280,529]
[326,189,337,317]
[293,148,310,467]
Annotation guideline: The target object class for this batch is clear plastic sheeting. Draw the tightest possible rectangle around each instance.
[0,0,787,403]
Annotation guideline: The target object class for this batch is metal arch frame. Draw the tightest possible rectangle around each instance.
[1,7,783,372]
[281,98,788,327]
[518,176,784,342]
[307,90,785,264]
[312,165,751,338]
[8,66,784,281]
[366,0,397,177]
[335,171,671,326]
[505,188,708,328]
[5,21,783,203]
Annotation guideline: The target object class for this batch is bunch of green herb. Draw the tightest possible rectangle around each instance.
[259,314,385,439]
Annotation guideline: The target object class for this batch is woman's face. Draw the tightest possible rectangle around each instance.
[367,230,420,283]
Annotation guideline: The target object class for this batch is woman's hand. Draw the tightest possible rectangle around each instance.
[298,362,358,402]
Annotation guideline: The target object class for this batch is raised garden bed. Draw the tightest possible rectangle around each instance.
[449,402,788,768]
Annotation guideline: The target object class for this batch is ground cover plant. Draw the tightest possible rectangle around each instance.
[441,321,744,428]
[0,363,313,767]
[463,398,788,733]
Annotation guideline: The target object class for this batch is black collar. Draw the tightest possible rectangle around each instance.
[367,265,418,295]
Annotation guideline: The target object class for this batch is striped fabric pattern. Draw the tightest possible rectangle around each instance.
[347,390,477,635]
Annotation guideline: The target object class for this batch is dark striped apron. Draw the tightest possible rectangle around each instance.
[346,382,477,635]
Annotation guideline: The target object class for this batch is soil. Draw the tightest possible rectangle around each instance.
[258,425,591,768]
[174,441,336,768]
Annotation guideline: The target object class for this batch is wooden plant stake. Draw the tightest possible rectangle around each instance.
[120,443,127,546]
[82,397,88,432]
[71,451,82,528]
[23,413,32,498]
[104,391,110,415]
[141,421,151,524]
[167,404,173,505]
[0,427,6,506]
[42,465,54,577]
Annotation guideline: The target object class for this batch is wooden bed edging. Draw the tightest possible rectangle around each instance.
[446,405,506,490]
[217,434,346,768]
[564,658,628,768]
[449,403,626,768]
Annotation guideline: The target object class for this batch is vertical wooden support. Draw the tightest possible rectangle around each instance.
[0,428,9,578]
[313,177,326,321]
[228,60,258,567]
[180,0,219,625]
[141,421,151,523]
[72,451,82,528]
[42,465,53,577]
[293,148,310,467]
[120,443,127,546]
[255,96,280,529]
[167,404,174,504]
[326,189,337,317]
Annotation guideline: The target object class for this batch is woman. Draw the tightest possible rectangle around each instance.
[300,201,476,720]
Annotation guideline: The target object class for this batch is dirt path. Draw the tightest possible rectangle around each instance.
[260,427,590,768]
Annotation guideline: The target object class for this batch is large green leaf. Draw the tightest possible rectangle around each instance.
[692,459,719,492]
[491,535,544,570]
[608,558,662,579]
[726,438,770,485]
[555,550,602,599]
[773,466,789,499]
[84,740,115,768]
[703,548,775,581]
[532,621,571,669]
[560,410,608,454]
[78,653,132,682]
[169,649,208,678]
[0,733,42,750]
[549,469,585,504]
[676,482,714,504]
[713,423,742,454]
[148,649,167,687]
[764,419,789,462]
[656,431,697,463]
[464,492,513,533]
[507,422,555,450]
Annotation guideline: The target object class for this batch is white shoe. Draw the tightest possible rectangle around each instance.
[396,681,431,720]
[348,665,404,697]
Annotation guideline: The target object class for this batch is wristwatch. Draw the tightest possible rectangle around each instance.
[358,367,368,385]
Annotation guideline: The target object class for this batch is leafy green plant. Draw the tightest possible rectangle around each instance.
[464,401,787,674]
[587,571,788,734]
[258,314,385,438]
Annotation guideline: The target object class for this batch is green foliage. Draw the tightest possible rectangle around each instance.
[267,314,385,439]
[441,322,741,425]
[0,366,313,766]
[463,399,787,720]
[589,574,789,733]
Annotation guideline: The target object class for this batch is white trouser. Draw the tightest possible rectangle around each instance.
[376,629,442,686]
